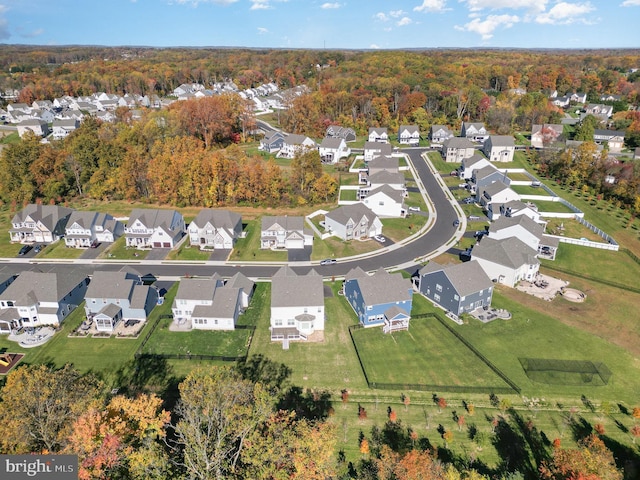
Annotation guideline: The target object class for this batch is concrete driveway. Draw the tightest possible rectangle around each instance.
[80,242,109,259]
[288,246,312,262]
[209,248,231,261]
[145,248,170,260]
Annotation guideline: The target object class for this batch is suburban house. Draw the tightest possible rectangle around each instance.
[259,131,285,153]
[225,272,256,309]
[459,154,493,180]
[429,125,454,144]
[325,125,356,143]
[270,266,325,344]
[570,92,588,103]
[442,137,476,163]
[479,181,520,209]
[366,155,399,176]
[531,124,564,148]
[362,170,406,196]
[398,125,420,145]
[362,185,406,218]
[9,204,73,244]
[0,271,89,330]
[171,274,245,331]
[16,119,50,138]
[460,122,489,142]
[363,142,393,162]
[324,203,382,241]
[487,200,545,224]
[188,209,242,250]
[261,216,313,249]
[278,134,317,159]
[344,267,413,332]
[124,209,186,249]
[584,104,613,121]
[488,215,544,251]
[552,96,571,108]
[368,127,389,143]
[593,129,625,153]
[471,236,540,288]
[318,137,350,163]
[483,136,516,162]
[52,118,79,140]
[84,271,157,333]
[416,260,493,316]
[0,275,18,333]
[471,166,511,201]
[64,211,124,248]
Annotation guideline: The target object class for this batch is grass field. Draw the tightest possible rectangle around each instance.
[531,200,576,213]
[339,189,357,201]
[165,242,211,261]
[351,317,514,391]
[511,185,551,196]
[228,219,287,262]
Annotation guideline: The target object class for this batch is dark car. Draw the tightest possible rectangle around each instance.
[320,258,337,266]
[18,245,32,256]
[33,244,42,254]
[453,220,460,227]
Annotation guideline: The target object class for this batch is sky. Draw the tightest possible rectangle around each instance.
[0,0,639,50]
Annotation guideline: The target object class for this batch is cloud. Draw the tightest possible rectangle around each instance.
[535,2,595,25]
[257,27,268,34]
[18,27,44,38]
[456,13,519,40]
[460,0,547,12]
[397,16,413,26]
[375,12,389,21]
[389,10,406,18]
[413,0,448,12]
[250,0,271,9]
[320,2,342,8]
[621,0,640,5]
[369,44,381,49]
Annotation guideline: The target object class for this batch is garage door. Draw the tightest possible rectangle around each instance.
[163,242,171,248]
[153,242,161,248]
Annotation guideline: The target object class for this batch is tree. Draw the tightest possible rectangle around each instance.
[0,364,101,453]
[437,396,447,413]
[358,405,368,420]
[574,114,599,141]
[631,425,640,444]
[376,446,448,480]
[360,438,370,459]
[389,409,397,423]
[632,406,640,421]
[341,389,349,408]
[172,366,272,480]
[442,430,453,447]
[0,131,41,204]
[290,149,323,199]
[402,394,410,411]
[457,414,466,432]
[540,434,623,480]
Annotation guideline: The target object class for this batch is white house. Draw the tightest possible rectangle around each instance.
[460,122,489,142]
[442,137,476,163]
[479,181,520,209]
[261,216,313,249]
[471,236,540,288]
[368,127,389,143]
[531,124,563,149]
[16,119,49,138]
[398,125,420,145]
[318,137,350,163]
[0,271,89,330]
[483,136,516,162]
[459,154,493,180]
[362,185,406,218]
[270,266,325,344]
[325,125,356,143]
[64,211,124,248]
[488,215,544,251]
[593,129,625,153]
[52,118,79,140]
[487,200,544,224]
[188,209,242,250]
[325,203,382,241]
[429,125,454,144]
[124,209,185,249]
[9,204,72,244]
[278,134,317,159]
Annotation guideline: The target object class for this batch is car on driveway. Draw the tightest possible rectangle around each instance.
[408,206,421,212]
[374,235,386,243]
[33,244,42,254]
[18,245,32,256]
[320,258,337,266]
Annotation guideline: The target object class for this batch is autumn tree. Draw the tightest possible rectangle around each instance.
[171,366,272,480]
[0,364,101,453]
[376,445,448,480]
[0,131,42,204]
[402,394,410,411]
[437,396,447,413]
[360,438,370,459]
[290,149,323,200]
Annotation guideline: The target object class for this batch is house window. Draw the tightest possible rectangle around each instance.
[287,319,295,326]
[434,293,440,302]
[453,294,459,301]
[275,319,282,326]
[436,284,442,292]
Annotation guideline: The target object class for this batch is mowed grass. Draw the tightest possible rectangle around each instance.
[532,200,576,213]
[351,317,513,391]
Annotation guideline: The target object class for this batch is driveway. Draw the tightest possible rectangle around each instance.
[374,235,394,247]
[145,248,170,260]
[209,248,231,261]
[80,242,109,259]
[288,246,311,262]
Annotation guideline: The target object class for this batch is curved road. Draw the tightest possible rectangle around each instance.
[0,149,460,280]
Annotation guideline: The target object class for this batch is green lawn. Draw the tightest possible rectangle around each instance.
[511,185,552,196]
[311,235,379,261]
[382,215,427,242]
[37,240,84,259]
[228,219,288,262]
[507,172,534,181]
[339,173,361,186]
[100,236,150,260]
[351,316,514,391]
[165,242,211,261]
[532,200,576,213]
[339,189,358,201]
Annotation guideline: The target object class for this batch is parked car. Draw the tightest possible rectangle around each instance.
[18,245,32,256]
[320,258,337,266]
[458,183,468,189]
[463,197,475,204]
[408,206,421,212]
[453,220,460,227]
[374,235,386,243]
[33,244,42,254]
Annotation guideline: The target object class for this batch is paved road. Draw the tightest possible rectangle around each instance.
[0,149,460,280]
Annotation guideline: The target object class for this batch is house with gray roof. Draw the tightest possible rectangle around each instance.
[10,204,73,244]
[64,211,124,248]
[324,203,382,240]
[416,260,493,316]
[261,216,313,250]
[429,125,454,144]
[483,135,516,162]
[363,142,393,162]
[0,271,88,330]
[52,118,79,140]
[398,125,420,145]
[488,215,544,251]
[318,137,350,163]
[278,134,316,159]
[188,209,242,250]
[16,119,50,138]
[368,127,389,143]
[366,155,399,175]
[325,125,356,143]
[460,122,489,143]
[479,181,520,209]
[85,271,157,332]
[124,209,185,249]
[226,272,255,308]
[459,154,492,180]
[531,124,564,149]
[259,131,285,153]
[471,166,510,202]
[593,129,625,153]
[471,236,540,287]
[487,200,544,225]
[362,185,406,218]
[344,267,413,332]
[270,266,324,344]
[442,137,476,163]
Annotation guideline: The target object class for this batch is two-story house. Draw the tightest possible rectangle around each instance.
[318,137,350,163]
[471,166,511,202]
[593,129,625,153]
[9,204,73,244]
[188,209,242,250]
[278,134,317,159]
[362,185,406,218]
[261,216,313,250]
[458,154,493,180]
[64,211,124,248]
[368,127,389,143]
[483,136,516,162]
[363,142,393,162]
[531,124,564,149]
[479,181,520,209]
[471,236,540,288]
[429,125,454,144]
[84,271,157,332]
[16,119,50,138]
[270,266,324,344]
[442,137,476,163]
[344,267,413,333]
[416,260,493,316]
[398,125,420,145]
[124,209,186,249]
[324,203,382,241]
[325,125,356,143]
[0,271,89,330]
[259,131,285,153]
[52,119,79,140]
[460,122,489,143]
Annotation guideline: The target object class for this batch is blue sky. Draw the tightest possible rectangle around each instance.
[0,0,638,49]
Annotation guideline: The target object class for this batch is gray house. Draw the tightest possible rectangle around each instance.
[442,137,475,163]
[259,131,285,153]
[398,125,420,145]
[124,209,185,249]
[460,122,489,142]
[324,203,382,241]
[64,210,124,248]
[9,204,73,244]
[416,261,493,316]
[429,125,454,144]
[325,125,356,143]
[188,209,242,250]
[471,166,511,201]
[84,271,157,332]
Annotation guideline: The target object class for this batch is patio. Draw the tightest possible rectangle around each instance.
[515,273,569,301]
[9,326,56,347]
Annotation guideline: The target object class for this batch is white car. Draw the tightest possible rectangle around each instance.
[408,206,421,212]
[374,235,386,243]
